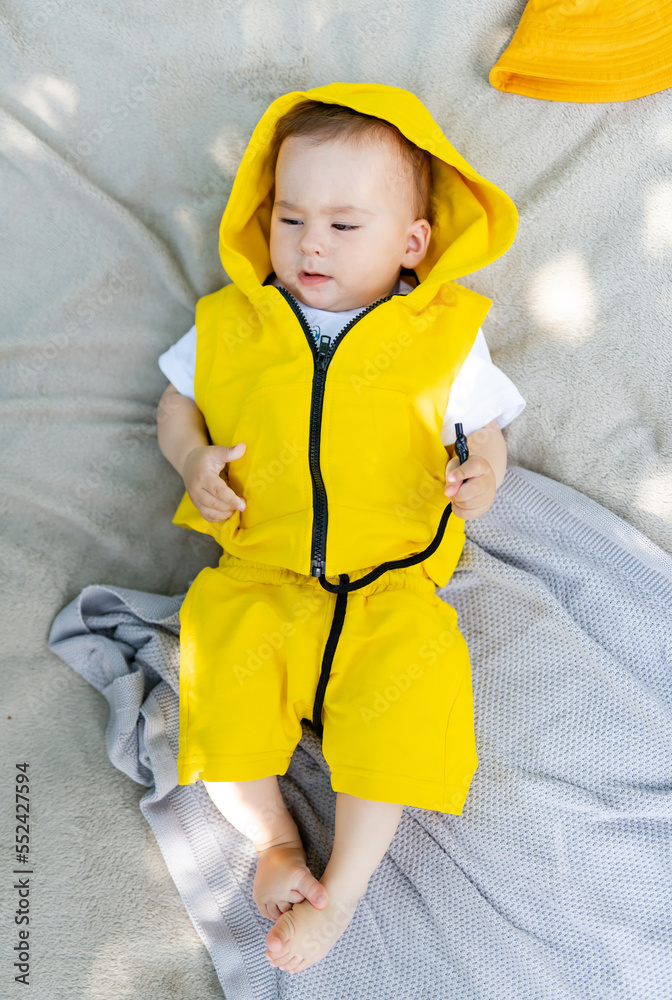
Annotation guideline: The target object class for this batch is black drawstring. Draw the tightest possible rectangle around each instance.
[312,574,349,738]
[311,424,468,736]
[311,503,452,736]
[316,422,468,594]
[317,501,453,594]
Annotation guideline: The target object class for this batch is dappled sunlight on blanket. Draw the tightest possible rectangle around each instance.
[527,251,597,342]
[658,122,672,152]
[641,179,672,260]
[15,73,78,129]
[0,114,46,158]
[633,466,672,525]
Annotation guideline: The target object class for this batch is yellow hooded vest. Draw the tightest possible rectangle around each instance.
[172,83,518,588]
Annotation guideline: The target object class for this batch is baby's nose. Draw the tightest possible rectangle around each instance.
[298,225,327,255]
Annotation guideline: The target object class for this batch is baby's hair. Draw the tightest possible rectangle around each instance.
[268,99,435,227]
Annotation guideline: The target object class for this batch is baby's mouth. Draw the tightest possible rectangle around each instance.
[299,271,331,285]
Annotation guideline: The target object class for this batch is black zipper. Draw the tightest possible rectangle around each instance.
[277,287,393,577]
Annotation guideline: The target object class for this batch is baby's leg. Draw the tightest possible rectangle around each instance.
[265,792,404,973]
[204,777,329,920]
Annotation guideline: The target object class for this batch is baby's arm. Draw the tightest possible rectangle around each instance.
[157,383,246,521]
[443,418,507,519]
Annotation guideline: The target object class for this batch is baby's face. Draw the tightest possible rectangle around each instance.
[269,134,429,312]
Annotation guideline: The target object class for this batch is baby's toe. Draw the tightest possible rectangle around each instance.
[265,913,291,954]
[281,955,303,974]
[266,948,291,967]
[294,870,329,909]
[289,957,308,974]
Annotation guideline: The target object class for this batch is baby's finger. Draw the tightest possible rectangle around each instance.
[195,487,243,520]
[198,484,247,518]
[204,476,246,511]
[444,468,470,497]
[197,504,234,523]
[447,454,489,482]
[198,507,231,524]
[452,478,495,514]
[451,500,489,520]
[451,477,489,504]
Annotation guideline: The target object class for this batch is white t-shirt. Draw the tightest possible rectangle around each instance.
[158,278,525,445]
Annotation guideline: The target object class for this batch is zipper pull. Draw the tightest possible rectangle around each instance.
[312,557,325,577]
[316,335,331,370]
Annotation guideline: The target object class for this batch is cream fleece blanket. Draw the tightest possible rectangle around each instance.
[1,0,671,997]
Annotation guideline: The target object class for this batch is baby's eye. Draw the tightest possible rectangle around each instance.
[280,217,302,226]
[332,223,358,231]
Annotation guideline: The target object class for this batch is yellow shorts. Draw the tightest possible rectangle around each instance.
[177,550,478,814]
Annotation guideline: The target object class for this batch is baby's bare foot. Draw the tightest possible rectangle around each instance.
[253,842,329,921]
[264,891,360,973]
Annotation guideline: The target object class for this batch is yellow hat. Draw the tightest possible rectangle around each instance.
[490,0,672,102]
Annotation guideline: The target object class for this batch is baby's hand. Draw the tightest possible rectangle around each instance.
[182,442,247,522]
[444,454,497,520]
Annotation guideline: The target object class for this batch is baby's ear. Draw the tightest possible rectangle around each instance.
[403,218,431,266]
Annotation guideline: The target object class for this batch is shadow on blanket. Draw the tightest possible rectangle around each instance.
[49,467,672,1000]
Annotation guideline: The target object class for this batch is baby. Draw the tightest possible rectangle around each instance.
[157,83,523,974]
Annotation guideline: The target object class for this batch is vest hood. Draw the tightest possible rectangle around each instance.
[173,84,520,584]
[218,82,518,307]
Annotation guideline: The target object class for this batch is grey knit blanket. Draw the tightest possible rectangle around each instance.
[48,467,672,1000]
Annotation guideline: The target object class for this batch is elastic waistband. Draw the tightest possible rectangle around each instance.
[217,550,437,597]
